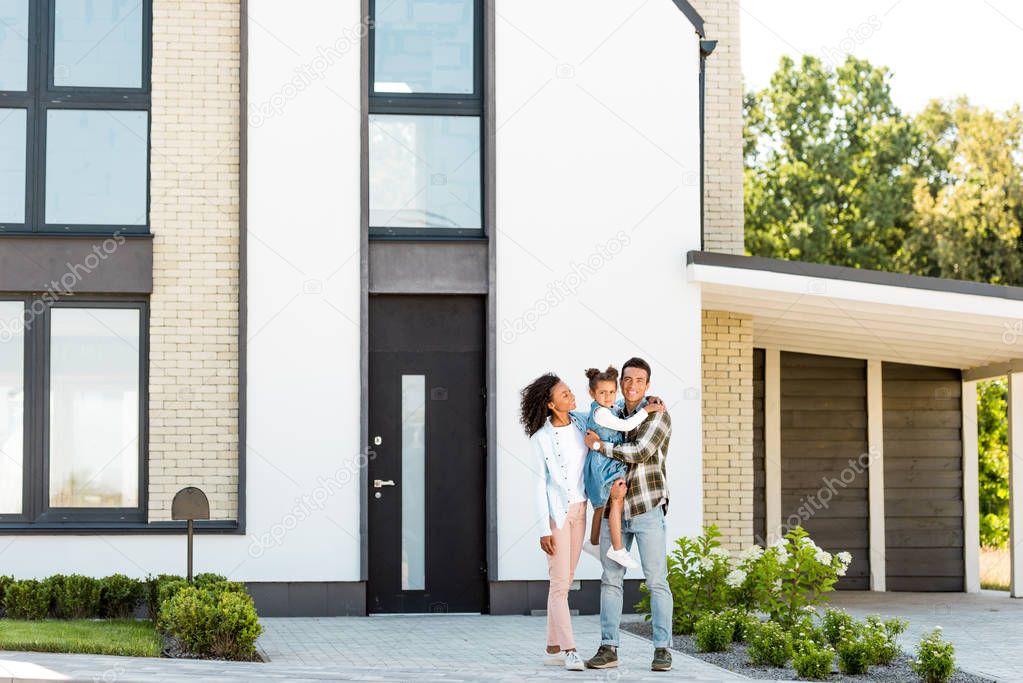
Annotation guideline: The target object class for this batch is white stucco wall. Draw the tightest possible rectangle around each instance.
[494,0,704,580]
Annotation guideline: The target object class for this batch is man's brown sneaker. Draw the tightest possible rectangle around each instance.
[651,647,672,671]
[584,644,619,669]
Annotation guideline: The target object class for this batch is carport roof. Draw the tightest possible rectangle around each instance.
[686,251,1023,377]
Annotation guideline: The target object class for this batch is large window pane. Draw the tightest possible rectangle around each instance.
[49,308,140,509]
[45,109,147,225]
[401,375,425,591]
[370,114,481,230]
[53,0,143,88]
[374,0,474,94]
[0,0,28,90]
[0,302,24,515]
[0,108,26,223]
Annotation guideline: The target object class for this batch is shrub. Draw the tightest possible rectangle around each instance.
[821,607,856,648]
[56,575,102,619]
[0,575,12,616]
[863,615,907,665]
[193,573,228,589]
[737,527,852,629]
[694,611,734,652]
[100,574,144,618]
[4,579,51,620]
[42,575,65,616]
[723,608,760,643]
[792,639,835,680]
[912,627,955,683]
[747,620,793,667]
[160,586,263,660]
[146,574,184,620]
[837,635,873,675]
[637,525,734,634]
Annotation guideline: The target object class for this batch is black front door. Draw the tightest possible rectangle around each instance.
[368,295,486,613]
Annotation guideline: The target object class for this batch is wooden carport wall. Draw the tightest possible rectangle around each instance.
[764,349,992,594]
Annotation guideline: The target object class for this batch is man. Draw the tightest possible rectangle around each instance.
[582,357,673,672]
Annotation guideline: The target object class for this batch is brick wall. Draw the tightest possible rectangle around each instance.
[701,310,753,550]
[147,0,241,521]
[690,0,744,255]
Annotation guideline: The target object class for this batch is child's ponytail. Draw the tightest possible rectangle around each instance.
[585,365,619,390]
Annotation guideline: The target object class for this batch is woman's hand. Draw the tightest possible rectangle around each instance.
[540,535,557,555]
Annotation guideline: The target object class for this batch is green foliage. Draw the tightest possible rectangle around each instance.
[4,580,51,620]
[837,635,873,675]
[159,586,262,660]
[792,639,835,680]
[636,525,734,634]
[723,608,760,643]
[977,379,1010,547]
[694,611,734,652]
[913,628,956,683]
[146,574,185,621]
[193,573,228,589]
[42,575,64,616]
[0,619,162,657]
[99,574,144,618]
[863,615,907,665]
[0,575,11,616]
[746,620,793,667]
[820,608,856,648]
[736,527,850,629]
[55,575,102,619]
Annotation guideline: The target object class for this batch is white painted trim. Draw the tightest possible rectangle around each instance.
[765,348,782,544]
[962,380,981,593]
[866,359,886,592]
[1009,372,1023,598]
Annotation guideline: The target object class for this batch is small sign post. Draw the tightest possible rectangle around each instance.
[171,487,210,582]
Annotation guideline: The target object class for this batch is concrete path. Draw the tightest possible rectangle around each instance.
[826,589,1022,682]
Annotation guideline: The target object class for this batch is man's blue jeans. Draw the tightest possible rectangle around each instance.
[599,506,672,648]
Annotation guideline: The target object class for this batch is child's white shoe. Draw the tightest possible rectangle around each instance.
[606,546,640,569]
[543,649,566,666]
[582,541,602,560]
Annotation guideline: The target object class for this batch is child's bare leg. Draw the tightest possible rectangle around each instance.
[590,507,603,546]
[609,479,627,551]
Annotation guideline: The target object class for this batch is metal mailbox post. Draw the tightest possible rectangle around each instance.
[171,487,211,582]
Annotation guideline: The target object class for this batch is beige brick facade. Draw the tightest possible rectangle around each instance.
[147,0,241,521]
[691,0,744,255]
[701,310,753,550]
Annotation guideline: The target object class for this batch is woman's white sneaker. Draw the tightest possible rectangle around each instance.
[606,546,640,569]
[565,650,585,671]
[543,649,566,666]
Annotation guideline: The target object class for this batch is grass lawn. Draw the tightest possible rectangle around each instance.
[980,546,1010,591]
[0,619,161,657]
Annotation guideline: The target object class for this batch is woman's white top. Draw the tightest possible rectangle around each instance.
[529,411,590,538]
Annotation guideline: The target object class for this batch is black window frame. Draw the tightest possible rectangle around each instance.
[0,296,149,526]
[0,0,153,236]
[368,0,485,239]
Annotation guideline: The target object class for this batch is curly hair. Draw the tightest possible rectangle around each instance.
[584,365,619,391]
[519,373,562,437]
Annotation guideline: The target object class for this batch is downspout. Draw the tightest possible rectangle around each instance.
[698,39,717,252]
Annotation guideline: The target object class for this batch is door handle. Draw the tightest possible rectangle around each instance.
[373,479,396,488]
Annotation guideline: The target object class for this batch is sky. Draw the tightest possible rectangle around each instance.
[740,0,1023,114]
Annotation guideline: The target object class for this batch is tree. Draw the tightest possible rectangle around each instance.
[977,379,1010,548]
[903,99,1023,285]
[744,55,920,269]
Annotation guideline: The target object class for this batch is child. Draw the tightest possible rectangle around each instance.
[581,366,663,569]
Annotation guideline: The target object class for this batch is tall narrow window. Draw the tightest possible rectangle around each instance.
[369,0,483,237]
[0,301,24,516]
[0,0,151,233]
[49,308,141,509]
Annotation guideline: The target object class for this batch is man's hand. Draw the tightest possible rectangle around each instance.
[646,396,667,413]
[540,535,556,555]
[584,430,602,450]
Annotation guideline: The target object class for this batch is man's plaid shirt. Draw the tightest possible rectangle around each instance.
[601,400,671,520]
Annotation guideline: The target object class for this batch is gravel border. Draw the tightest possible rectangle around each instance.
[622,621,994,682]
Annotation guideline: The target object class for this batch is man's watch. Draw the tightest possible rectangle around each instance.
[592,440,603,451]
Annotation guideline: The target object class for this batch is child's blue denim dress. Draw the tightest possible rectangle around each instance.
[583,400,628,507]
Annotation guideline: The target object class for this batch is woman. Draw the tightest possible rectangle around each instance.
[520,373,589,672]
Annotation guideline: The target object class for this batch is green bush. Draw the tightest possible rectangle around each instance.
[863,615,907,665]
[694,611,734,652]
[41,575,65,616]
[4,580,51,620]
[637,525,734,634]
[193,573,228,589]
[837,635,872,675]
[146,574,184,620]
[55,575,102,619]
[747,620,793,667]
[0,575,12,616]
[912,628,955,683]
[160,586,263,660]
[792,639,835,680]
[724,608,760,643]
[820,607,856,648]
[100,574,144,618]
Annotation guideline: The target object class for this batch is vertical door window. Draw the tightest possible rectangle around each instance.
[401,374,426,590]
[0,301,24,515]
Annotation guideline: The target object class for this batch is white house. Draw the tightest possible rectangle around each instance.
[1,0,1022,615]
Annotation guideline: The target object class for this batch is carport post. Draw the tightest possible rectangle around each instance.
[962,380,981,593]
[1009,372,1023,598]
